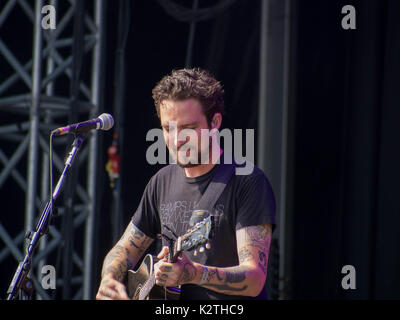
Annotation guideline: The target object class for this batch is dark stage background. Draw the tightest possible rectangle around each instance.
[0,0,399,300]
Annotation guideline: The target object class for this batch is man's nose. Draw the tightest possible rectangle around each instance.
[175,132,188,149]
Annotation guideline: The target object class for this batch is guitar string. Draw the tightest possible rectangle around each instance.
[140,274,155,300]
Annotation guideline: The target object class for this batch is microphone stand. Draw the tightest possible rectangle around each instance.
[6,134,86,300]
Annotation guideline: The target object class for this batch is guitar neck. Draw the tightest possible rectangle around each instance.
[169,240,181,262]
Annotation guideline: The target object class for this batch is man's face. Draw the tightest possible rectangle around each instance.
[159,98,212,168]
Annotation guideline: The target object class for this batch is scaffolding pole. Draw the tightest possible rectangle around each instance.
[0,0,107,300]
[257,0,295,299]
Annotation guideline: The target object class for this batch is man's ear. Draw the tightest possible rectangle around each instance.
[211,113,222,129]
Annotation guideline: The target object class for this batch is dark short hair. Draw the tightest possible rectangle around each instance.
[152,68,225,126]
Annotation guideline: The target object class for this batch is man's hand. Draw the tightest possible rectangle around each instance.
[96,276,130,300]
[154,246,199,287]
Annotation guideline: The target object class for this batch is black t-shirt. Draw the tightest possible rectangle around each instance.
[131,158,276,300]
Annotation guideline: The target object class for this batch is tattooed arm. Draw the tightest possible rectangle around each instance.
[96,222,154,300]
[154,223,272,297]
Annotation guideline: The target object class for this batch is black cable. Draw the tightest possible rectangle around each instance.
[157,0,238,22]
[109,0,131,243]
[185,0,199,68]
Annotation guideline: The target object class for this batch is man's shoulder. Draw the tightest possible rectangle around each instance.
[231,159,267,182]
[220,152,265,180]
[143,164,181,195]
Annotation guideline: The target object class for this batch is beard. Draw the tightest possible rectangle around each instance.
[177,161,198,168]
[174,137,216,168]
[175,147,204,168]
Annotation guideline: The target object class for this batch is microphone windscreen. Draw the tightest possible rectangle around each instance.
[98,113,114,131]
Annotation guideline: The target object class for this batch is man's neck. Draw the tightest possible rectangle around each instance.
[184,148,223,178]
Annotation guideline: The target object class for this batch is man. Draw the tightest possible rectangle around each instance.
[96,68,276,300]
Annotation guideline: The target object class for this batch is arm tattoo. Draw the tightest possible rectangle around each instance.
[122,223,153,254]
[179,263,197,284]
[199,224,272,295]
[226,270,246,283]
[238,247,253,263]
[101,223,153,281]
[258,251,267,275]
[245,225,270,250]
[204,267,248,292]
[245,224,272,274]
[125,248,133,270]
[102,245,127,281]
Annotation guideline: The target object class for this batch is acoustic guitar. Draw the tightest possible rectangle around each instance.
[127,215,214,300]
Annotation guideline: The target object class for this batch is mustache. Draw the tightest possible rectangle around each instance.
[177,144,197,152]
[174,137,212,152]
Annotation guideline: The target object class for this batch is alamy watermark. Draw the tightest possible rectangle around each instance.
[41,5,56,30]
[341,265,356,290]
[41,264,56,290]
[146,121,254,175]
[341,5,356,30]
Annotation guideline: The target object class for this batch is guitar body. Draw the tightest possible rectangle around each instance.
[127,254,180,300]
[127,254,153,300]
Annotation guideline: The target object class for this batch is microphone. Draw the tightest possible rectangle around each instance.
[51,113,114,136]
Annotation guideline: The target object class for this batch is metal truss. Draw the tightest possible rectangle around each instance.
[0,0,106,299]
